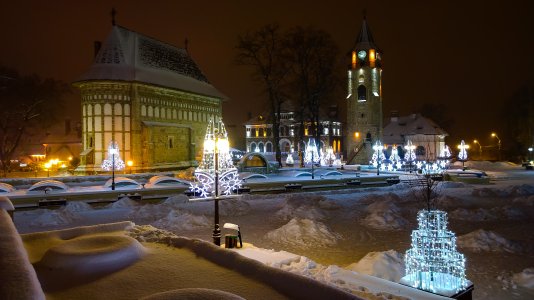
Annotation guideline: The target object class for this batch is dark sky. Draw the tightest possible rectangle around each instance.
[1,0,532,149]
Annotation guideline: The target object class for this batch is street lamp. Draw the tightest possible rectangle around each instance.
[101,141,125,191]
[491,133,501,161]
[190,117,242,246]
[44,162,51,177]
[473,140,482,158]
[528,147,533,161]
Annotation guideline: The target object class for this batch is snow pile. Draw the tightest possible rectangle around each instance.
[220,198,251,216]
[275,194,339,221]
[39,235,146,276]
[163,194,190,206]
[449,208,498,221]
[513,268,534,289]
[472,184,534,198]
[140,288,245,300]
[458,229,524,253]
[346,250,405,282]
[361,200,408,230]
[108,197,139,208]
[439,181,469,189]
[265,218,341,247]
[27,208,78,227]
[64,201,93,213]
[513,195,534,206]
[151,210,210,232]
[434,195,464,209]
[128,224,177,243]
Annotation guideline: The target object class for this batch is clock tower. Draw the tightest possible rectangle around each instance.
[346,15,383,165]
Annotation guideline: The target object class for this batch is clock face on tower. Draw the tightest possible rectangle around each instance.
[357,50,367,60]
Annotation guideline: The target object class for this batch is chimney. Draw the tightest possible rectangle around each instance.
[94,41,102,58]
[390,110,399,122]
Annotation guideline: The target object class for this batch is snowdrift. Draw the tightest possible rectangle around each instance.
[265,218,341,247]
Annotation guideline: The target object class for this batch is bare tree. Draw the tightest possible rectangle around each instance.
[236,24,290,167]
[285,27,339,165]
[0,67,68,175]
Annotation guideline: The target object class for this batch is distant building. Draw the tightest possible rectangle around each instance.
[383,113,448,161]
[73,24,226,173]
[244,106,342,160]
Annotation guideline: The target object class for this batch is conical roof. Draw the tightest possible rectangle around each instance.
[75,25,227,100]
[352,17,380,52]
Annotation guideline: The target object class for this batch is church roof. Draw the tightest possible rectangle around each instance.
[351,17,380,52]
[383,114,448,144]
[75,25,227,100]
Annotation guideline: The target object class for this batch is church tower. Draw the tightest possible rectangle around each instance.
[346,15,383,164]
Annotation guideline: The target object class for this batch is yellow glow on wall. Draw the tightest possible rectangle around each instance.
[351,51,357,68]
[305,127,308,135]
[369,49,376,68]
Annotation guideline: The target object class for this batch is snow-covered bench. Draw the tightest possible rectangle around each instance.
[0,198,45,300]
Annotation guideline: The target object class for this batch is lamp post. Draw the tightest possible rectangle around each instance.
[473,139,482,159]
[529,147,533,161]
[491,133,501,161]
[101,141,125,191]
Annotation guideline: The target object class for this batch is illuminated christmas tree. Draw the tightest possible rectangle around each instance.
[304,138,321,165]
[401,209,470,296]
[370,140,385,168]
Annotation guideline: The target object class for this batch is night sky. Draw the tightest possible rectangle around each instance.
[1,0,532,149]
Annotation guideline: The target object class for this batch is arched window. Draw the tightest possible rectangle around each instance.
[358,85,367,101]
[358,75,365,83]
[258,142,264,152]
[266,142,272,153]
[366,132,372,142]
[249,142,257,152]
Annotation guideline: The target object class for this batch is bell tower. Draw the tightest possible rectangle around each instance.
[346,14,383,165]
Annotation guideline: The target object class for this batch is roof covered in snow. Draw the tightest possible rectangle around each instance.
[75,25,227,100]
[383,114,448,144]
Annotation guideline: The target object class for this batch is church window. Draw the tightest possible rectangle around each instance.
[141,105,146,116]
[173,109,177,119]
[155,107,160,118]
[357,85,367,102]
[124,104,130,116]
[366,132,372,142]
[148,106,153,117]
[188,111,192,120]
[114,116,122,131]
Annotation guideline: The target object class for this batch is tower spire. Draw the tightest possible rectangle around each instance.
[111,7,117,26]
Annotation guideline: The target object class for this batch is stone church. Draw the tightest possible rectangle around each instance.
[74,24,226,173]
[345,16,383,164]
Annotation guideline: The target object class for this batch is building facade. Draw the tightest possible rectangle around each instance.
[346,16,383,164]
[383,113,448,161]
[244,108,342,161]
[74,25,226,173]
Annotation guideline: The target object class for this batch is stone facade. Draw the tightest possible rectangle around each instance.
[74,25,225,173]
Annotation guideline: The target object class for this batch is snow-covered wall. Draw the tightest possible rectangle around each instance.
[0,209,45,300]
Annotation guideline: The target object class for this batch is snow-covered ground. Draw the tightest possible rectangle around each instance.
[13,161,534,299]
